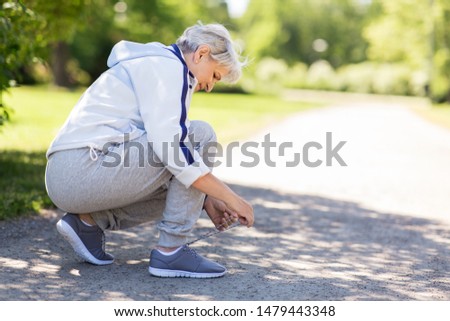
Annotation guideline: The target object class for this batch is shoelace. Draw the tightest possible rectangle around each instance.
[186,221,241,246]
[182,244,198,257]
[101,232,106,252]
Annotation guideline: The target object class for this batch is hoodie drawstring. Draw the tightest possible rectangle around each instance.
[89,146,99,161]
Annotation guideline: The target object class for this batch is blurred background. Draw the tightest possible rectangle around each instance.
[2,0,450,99]
[1,0,450,219]
[3,1,450,302]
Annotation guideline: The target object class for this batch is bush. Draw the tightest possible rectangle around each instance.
[430,49,450,103]
[0,1,46,128]
[242,57,288,95]
[304,60,338,91]
[336,62,377,93]
[242,56,430,97]
[371,63,413,95]
[212,82,248,94]
[335,62,424,96]
[282,62,308,88]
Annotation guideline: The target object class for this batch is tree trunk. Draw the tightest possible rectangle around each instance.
[51,41,72,87]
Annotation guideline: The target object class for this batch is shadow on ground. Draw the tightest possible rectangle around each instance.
[1,184,449,300]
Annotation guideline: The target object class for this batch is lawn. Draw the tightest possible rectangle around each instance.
[0,85,318,219]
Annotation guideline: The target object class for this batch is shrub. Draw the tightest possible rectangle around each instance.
[371,63,413,95]
[336,62,424,96]
[282,62,308,89]
[242,57,288,95]
[430,49,450,103]
[243,56,431,97]
[336,62,377,93]
[305,60,338,91]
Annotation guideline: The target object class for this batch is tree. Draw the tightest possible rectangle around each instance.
[238,0,371,67]
[0,0,233,128]
[364,0,431,69]
[70,0,232,82]
[21,0,93,86]
[1,0,98,127]
[1,0,93,98]
[364,0,450,102]
[431,0,450,102]
[0,0,46,127]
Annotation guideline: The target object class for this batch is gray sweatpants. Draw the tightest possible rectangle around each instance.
[45,120,216,247]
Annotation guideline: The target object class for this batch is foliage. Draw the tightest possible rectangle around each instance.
[364,0,431,69]
[0,1,45,126]
[112,0,230,43]
[0,0,94,126]
[21,0,91,43]
[4,0,450,104]
[238,0,372,68]
[364,0,450,102]
[338,62,422,96]
[432,48,450,102]
[67,1,116,82]
[237,0,449,101]
[305,60,337,91]
[0,1,45,90]
[240,57,288,95]
[431,0,450,102]
[282,62,309,89]
[281,61,425,96]
[70,0,232,81]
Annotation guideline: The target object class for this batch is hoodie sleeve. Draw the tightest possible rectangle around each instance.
[122,56,210,188]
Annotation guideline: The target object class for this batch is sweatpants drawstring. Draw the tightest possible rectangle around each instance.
[89,146,99,161]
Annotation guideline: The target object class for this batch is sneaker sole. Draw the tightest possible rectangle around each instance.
[148,267,226,278]
[56,219,114,266]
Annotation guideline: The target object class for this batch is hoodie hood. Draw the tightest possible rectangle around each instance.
[107,41,179,68]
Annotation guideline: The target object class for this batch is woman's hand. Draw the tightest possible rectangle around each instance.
[203,196,238,230]
[193,172,255,228]
[225,196,254,227]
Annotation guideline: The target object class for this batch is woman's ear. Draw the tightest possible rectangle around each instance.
[195,45,211,63]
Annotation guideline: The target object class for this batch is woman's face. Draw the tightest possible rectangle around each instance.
[186,45,229,93]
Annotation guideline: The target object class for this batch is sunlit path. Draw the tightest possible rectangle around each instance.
[215,98,450,224]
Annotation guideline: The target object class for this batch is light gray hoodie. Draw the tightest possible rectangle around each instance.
[47,41,210,188]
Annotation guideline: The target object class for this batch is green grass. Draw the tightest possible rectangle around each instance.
[1,86,86,219]
[1,86,85,151]
[0,151,54,219]
[0,85,318,220]
[191,93,317,143]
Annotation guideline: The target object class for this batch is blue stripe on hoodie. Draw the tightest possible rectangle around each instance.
[167,44,195,165]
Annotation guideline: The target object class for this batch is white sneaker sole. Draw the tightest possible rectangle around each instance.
[148,267,226,278]
[56,219,114,266]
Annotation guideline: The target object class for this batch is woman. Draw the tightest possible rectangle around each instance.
[45,23,254,278]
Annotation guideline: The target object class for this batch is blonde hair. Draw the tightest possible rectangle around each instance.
[176,23,247,83]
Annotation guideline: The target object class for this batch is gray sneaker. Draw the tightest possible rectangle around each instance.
[149,245,226,278]
[56,213,114,265]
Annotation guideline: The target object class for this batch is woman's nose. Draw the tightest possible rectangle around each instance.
[206,83,214,92]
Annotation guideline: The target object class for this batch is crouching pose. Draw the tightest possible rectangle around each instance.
[45,23,254,278]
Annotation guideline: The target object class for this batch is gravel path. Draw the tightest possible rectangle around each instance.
[1,94,449,300]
